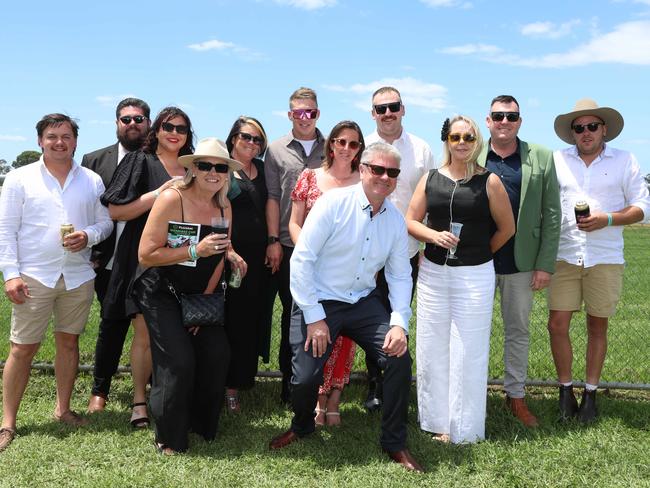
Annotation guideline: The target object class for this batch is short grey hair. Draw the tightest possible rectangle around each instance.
[360,142,402,167]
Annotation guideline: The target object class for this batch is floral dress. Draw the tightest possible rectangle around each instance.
[291,168,356,394]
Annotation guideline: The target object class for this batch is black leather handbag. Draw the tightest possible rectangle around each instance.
[167,279,226,328]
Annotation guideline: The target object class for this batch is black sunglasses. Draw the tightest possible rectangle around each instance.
[362,163,401,178]
[238,132,264,146]
[119,115,147,125]
[448,133,477,144]
[373,102,402,115]
[161,121,189,135]
[193,161,229,173]
[332,138,362,150]
[490,112,520,122]
[572,122,604,134]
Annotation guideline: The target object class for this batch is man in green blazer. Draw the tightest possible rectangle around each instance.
[478,95,561,427]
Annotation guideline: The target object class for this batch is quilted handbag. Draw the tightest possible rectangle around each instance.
[167,279,226,328]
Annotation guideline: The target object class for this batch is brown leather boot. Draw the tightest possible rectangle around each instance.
[506,396,539,427]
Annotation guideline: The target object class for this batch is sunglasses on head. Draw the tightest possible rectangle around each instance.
[331,138,361,150]
[572,122,604,134]
[448,133,477,144]
[490,112,520,122]
[193,161,229,173]
[362,163,401,178]
[291,109,318,120]
[161,121,189,135]
[119,115,147,125]
[373,102,402,115]
[238,132,264,146]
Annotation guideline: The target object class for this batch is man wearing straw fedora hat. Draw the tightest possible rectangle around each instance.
[548,98,650,423]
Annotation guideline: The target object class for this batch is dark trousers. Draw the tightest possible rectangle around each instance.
[137,280,231,452]
[368,253,420,376]
[266,245,294,383]
[91,267,131,398]
[289,290,412,451]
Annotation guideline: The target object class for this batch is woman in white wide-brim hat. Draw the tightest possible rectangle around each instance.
[133,138,242,455]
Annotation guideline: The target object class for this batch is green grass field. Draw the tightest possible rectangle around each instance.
[0,227,649,486]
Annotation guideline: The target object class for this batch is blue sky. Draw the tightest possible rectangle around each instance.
[1,0,650,174]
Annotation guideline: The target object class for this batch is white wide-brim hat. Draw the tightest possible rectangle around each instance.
[554,98,624,145]
[178,138,243,171]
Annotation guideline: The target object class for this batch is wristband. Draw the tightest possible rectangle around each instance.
[188,244,199,261]
[153,189,161,199]
[607,213,613,226]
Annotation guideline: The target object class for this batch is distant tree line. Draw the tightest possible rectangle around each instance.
[0,150,42,175]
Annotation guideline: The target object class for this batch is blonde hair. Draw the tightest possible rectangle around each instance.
[440,115,485,183]
[177,166,230,209]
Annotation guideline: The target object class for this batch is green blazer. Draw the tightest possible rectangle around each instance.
[478,140,561,274]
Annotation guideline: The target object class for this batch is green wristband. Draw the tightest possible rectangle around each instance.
[607,213,613,226]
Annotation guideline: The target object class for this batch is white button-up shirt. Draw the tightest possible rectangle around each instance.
[554,145,650,267]
[290,183,412,331]
[0,157,113,289]
[366,130,436,257]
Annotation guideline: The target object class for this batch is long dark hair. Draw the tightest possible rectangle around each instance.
[142,106,195,156]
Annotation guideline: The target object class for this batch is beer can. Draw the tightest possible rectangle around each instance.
[60,223,75,246]
[574,201,590,223]
[228,268,242,288]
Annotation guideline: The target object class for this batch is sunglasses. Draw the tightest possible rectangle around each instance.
[362,163,401,178]
[373,102,402,115]
[448,133,477,144]
[490,112,520,122]
[119,115,147,125]
[331,138,362,150]
[238,132,264,146]
[291,109,319,120]
[193,161,229,173]
[572,122,604,134]
[161,122,189,135]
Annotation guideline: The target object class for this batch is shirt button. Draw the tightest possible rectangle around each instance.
[356,277,359,280]
[361,257,365,261]
[366,237,369,241]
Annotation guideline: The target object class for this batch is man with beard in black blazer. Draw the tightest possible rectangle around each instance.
[82,97,150,416]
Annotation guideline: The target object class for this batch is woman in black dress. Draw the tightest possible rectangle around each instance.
[100,107,194,427]
[134,138,241,454]
[223,116,271,413]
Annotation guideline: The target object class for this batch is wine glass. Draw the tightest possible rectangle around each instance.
[447,222,463,260]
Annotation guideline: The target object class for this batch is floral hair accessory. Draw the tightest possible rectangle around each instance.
[440,118,450,142]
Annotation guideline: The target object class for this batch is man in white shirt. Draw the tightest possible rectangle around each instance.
[548,99,650,423]
[82,98,151,415]
[269,143,423,473]
[0,114,113,451]
[363,86,435,411]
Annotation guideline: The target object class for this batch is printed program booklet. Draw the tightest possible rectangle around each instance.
[166,221,201,267]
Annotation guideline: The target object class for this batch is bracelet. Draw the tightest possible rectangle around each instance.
[607,213,613,226]
[153,189,161,199]
[188,244,199,261]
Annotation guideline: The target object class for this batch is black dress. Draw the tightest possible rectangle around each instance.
[225,159,272,389]
[100,151,175,319]
[132,221,230,452]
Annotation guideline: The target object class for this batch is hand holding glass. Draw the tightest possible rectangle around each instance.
[210,217,229,237]
[447,222,463,259]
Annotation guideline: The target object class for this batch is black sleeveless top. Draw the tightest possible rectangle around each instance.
[423,169,494,266]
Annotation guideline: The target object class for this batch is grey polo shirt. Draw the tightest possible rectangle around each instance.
[265,129,325,247]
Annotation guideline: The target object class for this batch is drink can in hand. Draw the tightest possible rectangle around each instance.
[574,201,590,223]
[229,267,242,288]
[60,224,75,246]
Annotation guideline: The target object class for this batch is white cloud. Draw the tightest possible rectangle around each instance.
[0,135,27,142]
[270,0,336,10]
[440,20,650,67]
[438,44,502,56]
[520,19,581,39]
[419,0,472,8]
[324,77,448,112]
[95,95,135,107]
[187,39,264,61]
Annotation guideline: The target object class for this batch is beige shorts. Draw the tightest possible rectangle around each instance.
[10,274,94,344]
[547,261,624,318]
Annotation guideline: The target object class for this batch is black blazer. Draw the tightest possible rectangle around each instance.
[81,143,120,269]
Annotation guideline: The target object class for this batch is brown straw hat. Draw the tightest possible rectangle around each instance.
[554,98,624,144]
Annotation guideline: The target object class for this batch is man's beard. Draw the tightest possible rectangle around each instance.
[117,129,146,152]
